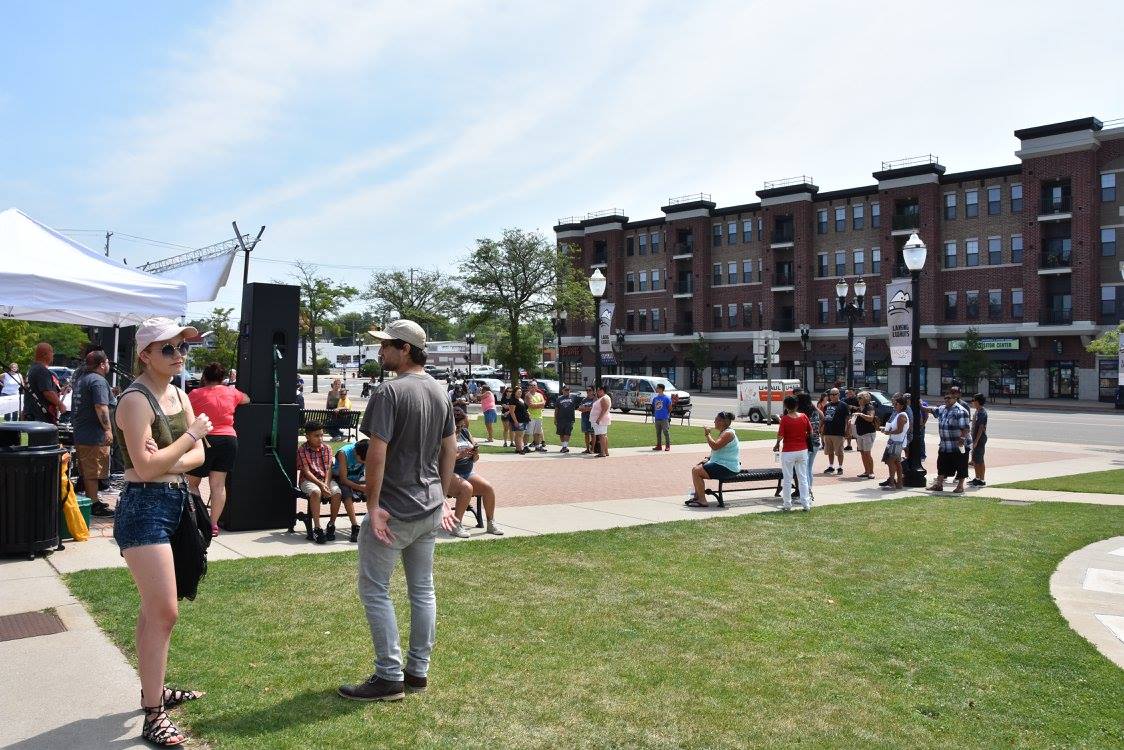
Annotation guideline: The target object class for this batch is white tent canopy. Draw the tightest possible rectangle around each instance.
[0,207,188,327]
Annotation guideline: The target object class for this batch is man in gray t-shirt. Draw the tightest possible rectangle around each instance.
[339,319,458,703]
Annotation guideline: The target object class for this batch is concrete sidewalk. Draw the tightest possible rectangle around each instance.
[1,436,1121,748]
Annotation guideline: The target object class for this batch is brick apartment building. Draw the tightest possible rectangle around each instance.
[555,116,1123,402]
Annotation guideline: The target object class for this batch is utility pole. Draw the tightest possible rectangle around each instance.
[104,231,113,257]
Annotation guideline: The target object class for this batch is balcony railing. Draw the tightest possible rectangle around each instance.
[773,270,795,286]
[770,226,795,244]
[1040,239,1071,268]
[674,324,695,336]
[675,278,694,295]
[1040,309,1073,325]
[891,212,920,231]
[673,242,694,256]
[774,317,796,332]
[1039,195,1072,214]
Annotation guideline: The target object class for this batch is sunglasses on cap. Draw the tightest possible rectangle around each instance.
[157,342,190,358]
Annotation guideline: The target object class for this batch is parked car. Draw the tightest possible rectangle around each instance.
[472,364,497,377]
[864,389,895,424]
[471,377,506,396]
[48,366,74,389]
[534,379,561,407]
[598,375,691,416]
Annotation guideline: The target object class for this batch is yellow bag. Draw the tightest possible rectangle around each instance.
[60,453,89,542]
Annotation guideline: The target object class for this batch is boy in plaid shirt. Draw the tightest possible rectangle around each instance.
[926,392,971,493]
[298,421,342,544]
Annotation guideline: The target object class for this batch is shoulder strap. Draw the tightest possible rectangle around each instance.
[124,381,174,439]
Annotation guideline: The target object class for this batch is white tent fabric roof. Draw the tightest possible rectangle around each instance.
[0,208,187,327]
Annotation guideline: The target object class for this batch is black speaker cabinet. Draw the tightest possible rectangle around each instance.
[237,282,299,404]
[221,403,299,531]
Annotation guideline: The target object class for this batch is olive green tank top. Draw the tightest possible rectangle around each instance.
[113,381,189,471]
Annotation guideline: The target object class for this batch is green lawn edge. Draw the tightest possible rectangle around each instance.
[994,468,1124,495]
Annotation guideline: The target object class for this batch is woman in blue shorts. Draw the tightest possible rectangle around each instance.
[447,409,503,538]
[686,411,741,507]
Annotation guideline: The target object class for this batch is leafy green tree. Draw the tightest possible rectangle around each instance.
[25,322,90,363]
[0,319,34,370]
[286,261,358,392]
[363,268,459,341]
[687,334,711,373]
[360,360,382,378]
[956,327,994,390]
[330,311,376,344]
[1086,322,1123,356]
[459,229,591,386]
[188,307,238,373]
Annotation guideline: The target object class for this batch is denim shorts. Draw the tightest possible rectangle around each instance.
[484,409,497,425]
[701,461,738,480]
[113,483,187,552]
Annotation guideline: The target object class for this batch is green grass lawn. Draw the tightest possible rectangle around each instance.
[67,499,1124,749]
[996,468,1124,495]
[467,415,774,453]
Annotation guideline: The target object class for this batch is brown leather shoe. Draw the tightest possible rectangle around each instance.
[404,672,427,693]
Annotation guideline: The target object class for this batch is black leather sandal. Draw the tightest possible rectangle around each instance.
[141,704,186,747]
[141,686,204,711]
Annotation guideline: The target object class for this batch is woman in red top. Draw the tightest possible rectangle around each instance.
[772,395,812,511]
[186,363,250,535]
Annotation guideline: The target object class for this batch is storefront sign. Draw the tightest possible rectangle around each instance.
[947,338,1019,351]
[886,280,913,366]
[852,336,866,376]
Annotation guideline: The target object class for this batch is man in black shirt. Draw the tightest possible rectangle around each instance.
[23,342,66,424]
[820,388,849,474]
[553,385,579,453]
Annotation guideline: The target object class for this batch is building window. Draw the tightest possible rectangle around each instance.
[742,259,753,284]
[757,218,763,241]
[626,310,635,331]
[638,234,647,255]
[637,309,647,332]
[711,263,722,286]
[651,308,661,331]
[852,204,865,230]
[639,271,648,292]
[966,290,979,319]
[626,272,635,293]
[944,193,957,220]
[742,220,752,243]
[1010,184,1023,212]
[712,306,722,328]
[727,261,737,285]
[872,295,882,325]
[728,221,737,245]
[987,237,1001,265]
[944,241,957,269]
[727,303,738,327]
[834,250,846,277]
[817,210,828,234]
[871,203,881,229]
[1102,286,1118,317]
[712,224,722,247]
[945,292,957,321]
[988,290,1002,319]
[651,232,660,253]
[1011,235,1024,264]
[965,239,979,267]
[835,207,845,232]
[818,299,829,324]
[854,249,865,275]
[651,269,661,290]
[1102,227,1117,257]
[814,360,847,392]
[1103,173,1117,202]
[817,253,828,278]
[626,237,634,256]
[871,247,881,274]
[987,186,1001,215]
[989,362,1029,399]
[1012,288,1023,319]
[757,259,764,283]
[740,304,751,326]
[965,189,979,218]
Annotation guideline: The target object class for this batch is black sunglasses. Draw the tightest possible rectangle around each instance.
[159,342,190,358]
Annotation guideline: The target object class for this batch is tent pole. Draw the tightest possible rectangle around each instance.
[111,324,120,388]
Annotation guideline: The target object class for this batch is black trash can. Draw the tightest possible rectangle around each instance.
[0,421,63,559]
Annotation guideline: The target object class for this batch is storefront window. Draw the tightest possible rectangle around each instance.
[1098,359,1119,402]
[862,360,888,392]
[745,363,768,380]
[988,362,1029,399]
[814,359,846,392]
[1047,361,1078,399]
[940,362,958,391]
[651,364,676,384]
[711,362,737,389]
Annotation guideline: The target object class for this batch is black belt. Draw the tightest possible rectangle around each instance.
[125,481,187,490]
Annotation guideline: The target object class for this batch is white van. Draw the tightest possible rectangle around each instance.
[735,379,802,422]
[599,375,692,416]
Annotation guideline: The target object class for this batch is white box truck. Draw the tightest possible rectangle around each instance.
[735,379,802,422]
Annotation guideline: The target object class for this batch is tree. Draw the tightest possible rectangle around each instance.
[363,268,459,341]
[188,307,238,373]
[330,311,376,344]
[687,334,711,374]
[1086,322,1123,356]
[956,327,994,390]
[0,320,90,367]
[0,319,33,370]
[459,229,591,386]
[285,261,358,393]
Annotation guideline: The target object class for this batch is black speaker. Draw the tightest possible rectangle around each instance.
[237,283,299,404]
[221,403,299,531]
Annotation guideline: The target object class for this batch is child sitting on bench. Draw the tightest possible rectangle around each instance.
[297,421,341,544]
[332,439,368,543]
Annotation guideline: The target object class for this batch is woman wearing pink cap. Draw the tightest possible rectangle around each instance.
[112,317,214,747]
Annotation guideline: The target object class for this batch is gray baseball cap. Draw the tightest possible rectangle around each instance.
[368,319,427,351]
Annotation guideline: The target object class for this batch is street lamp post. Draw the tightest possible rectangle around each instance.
[836,278,867,387]
[551,310,567,383]
[799,323,811,391]
[588,269,607,386]
[465,333,475,382]
[903,232,928,487]
[615,329,626,373]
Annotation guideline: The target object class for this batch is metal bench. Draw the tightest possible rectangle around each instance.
[301,409,361,442]
[704,468,801,508]
[641,404,692,426]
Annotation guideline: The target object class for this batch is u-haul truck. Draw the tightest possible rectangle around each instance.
[735,379,802,423]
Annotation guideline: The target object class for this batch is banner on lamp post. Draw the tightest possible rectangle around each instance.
[598,300,615,353]
[887,280,913,366]
[852,336,866,378]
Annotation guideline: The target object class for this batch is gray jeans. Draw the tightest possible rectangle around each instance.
[654,418,670,447]
[357,507,442,681]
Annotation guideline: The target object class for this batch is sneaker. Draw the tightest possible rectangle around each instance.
[350,524,361,543]
[338,675,405,702]
[325,523,336,541]
[486,521,504,536]
[502,442,508,447]
[823,467,835,475]
[974,480,986,487]
[664,445,670,451]
[536,446,548,453]
[844,445,853,452]
[780,504,793,512]
[835,468,844,475]
[560,447,569,453]
[313,528,326,544]
[652,446,662,451]
[450,523,470,539]
[878,479,892,487]
[404,673,427,693]
[802,502,812,511]
[90,501,114,517]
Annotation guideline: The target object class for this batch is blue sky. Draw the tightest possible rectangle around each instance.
[3,0,1123,319]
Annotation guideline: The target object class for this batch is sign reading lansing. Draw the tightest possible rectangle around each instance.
[886,280,913,366]
[947,338,1019,351]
